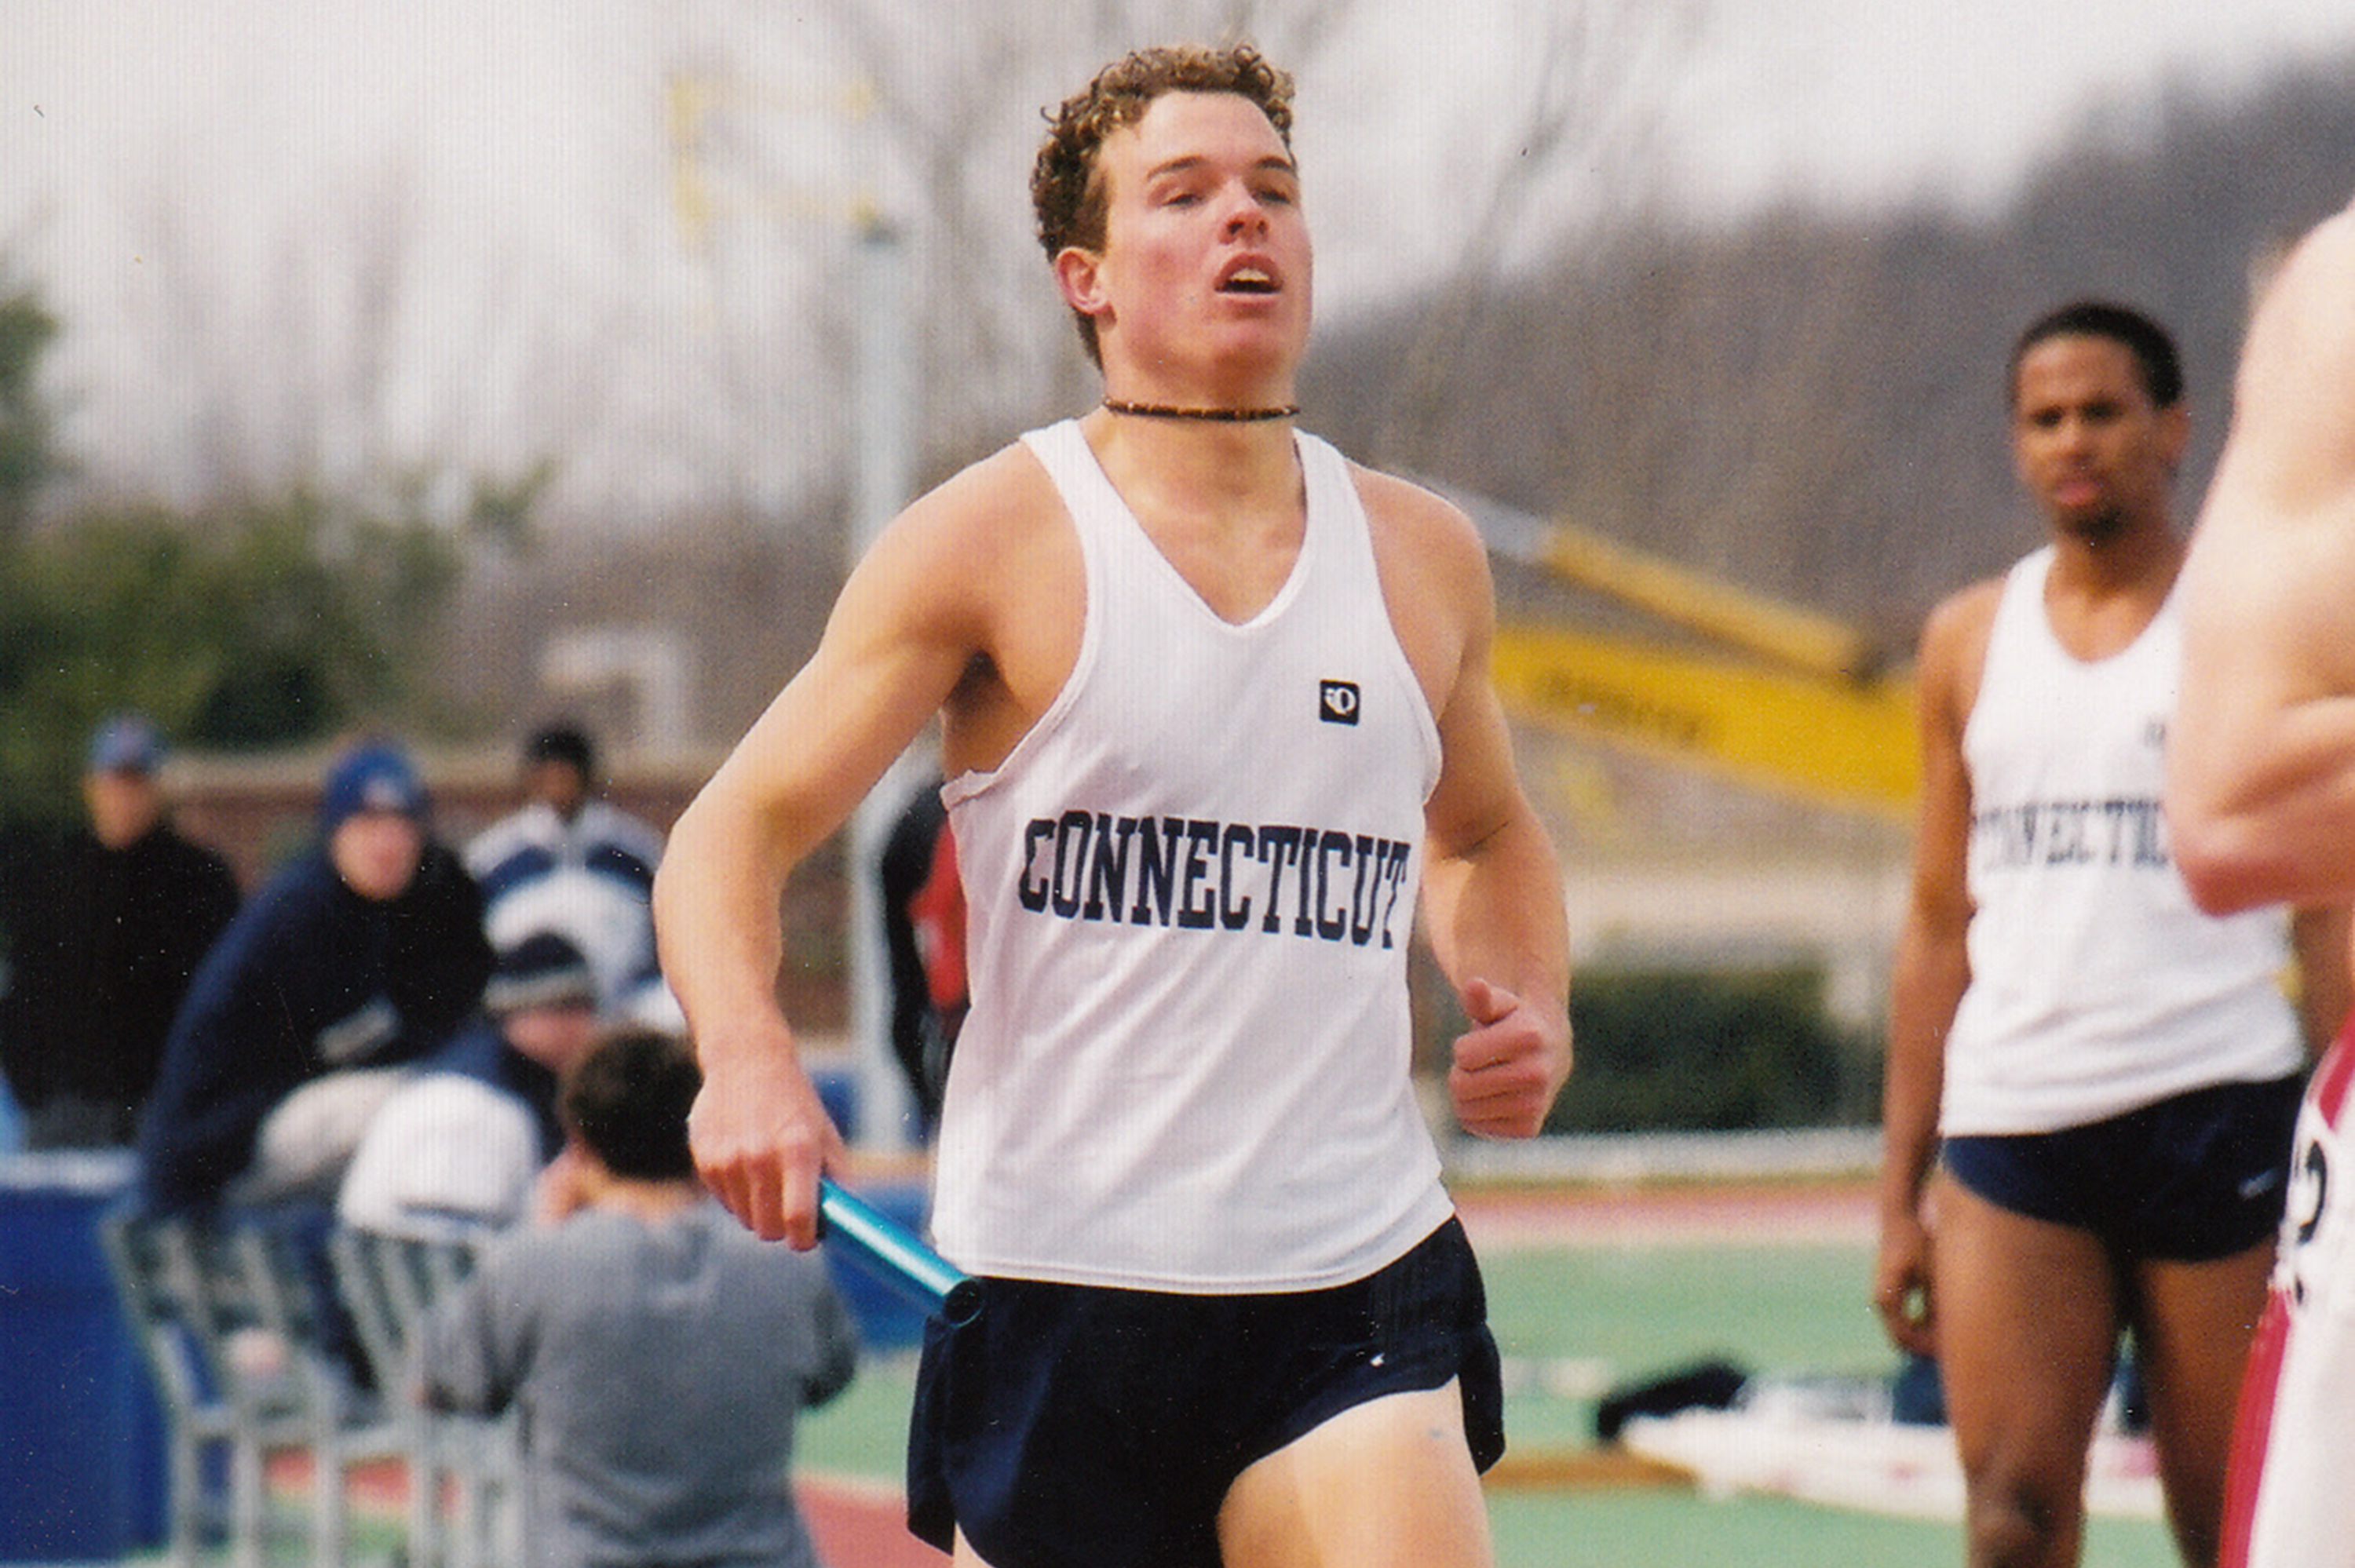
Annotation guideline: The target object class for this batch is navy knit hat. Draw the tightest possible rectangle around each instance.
[319,742,429,835]
[483,931,599,1015]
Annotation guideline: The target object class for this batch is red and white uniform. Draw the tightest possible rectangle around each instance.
[2222,1030,2355,1567]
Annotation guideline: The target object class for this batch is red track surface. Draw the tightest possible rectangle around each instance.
[269,1454,945,1565]
[801,1473,947,1566]
[1455,1177,1877,1250]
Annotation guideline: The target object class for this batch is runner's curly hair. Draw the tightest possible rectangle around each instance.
[1031,44,1294,363]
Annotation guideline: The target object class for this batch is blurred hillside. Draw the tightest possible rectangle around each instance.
[1306,51,2355,645]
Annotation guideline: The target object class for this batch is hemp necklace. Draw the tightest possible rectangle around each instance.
[1102,399,1299,422]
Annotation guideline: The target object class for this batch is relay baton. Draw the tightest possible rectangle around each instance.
[817,1177,983,1326]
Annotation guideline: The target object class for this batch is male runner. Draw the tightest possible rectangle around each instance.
[1874,301,2348,1567]
[653,44,1571,1568]
[2167,195,2355,1568]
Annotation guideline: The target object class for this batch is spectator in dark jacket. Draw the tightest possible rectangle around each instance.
[0,715,241,1148]
[137,740,492,1215]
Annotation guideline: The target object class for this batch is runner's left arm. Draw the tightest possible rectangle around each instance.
[1414,496,1572,1141]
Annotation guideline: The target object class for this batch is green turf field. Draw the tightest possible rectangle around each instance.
[1474,1240,2178,1566]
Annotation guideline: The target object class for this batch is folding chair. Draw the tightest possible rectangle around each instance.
[236,1212,410,1567]
[102,1209,299,1568]
[330,1224,519,1568]
[100,1208,406,1568]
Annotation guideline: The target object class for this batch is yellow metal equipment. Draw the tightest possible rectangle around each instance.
[1494,522,1919,817]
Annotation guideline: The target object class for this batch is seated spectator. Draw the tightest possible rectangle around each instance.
[466,721,670,1025]
[419,1029,859,1568]
[338,930,601,1239]
[137,740,492,1216]
[0,714,240,1148]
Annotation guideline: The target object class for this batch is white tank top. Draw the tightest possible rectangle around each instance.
[1942,545,2302,1135]
[931,420,1454,1291]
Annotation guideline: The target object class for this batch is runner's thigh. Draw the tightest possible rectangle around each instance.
[1217,1382,1492,1568]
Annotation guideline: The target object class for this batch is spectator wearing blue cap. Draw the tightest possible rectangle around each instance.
[0,714,241,1147]
[136,739,494,1214]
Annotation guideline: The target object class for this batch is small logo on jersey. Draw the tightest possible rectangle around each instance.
[1319,680,1361,725]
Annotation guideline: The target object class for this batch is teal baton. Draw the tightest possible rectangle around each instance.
[817,1177,983,1326]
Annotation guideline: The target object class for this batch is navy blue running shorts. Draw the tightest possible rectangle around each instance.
[1941,1073,2305,1261]
[905,1216,1504,1568]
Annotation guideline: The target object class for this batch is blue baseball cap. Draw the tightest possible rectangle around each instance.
[87,713,166,775]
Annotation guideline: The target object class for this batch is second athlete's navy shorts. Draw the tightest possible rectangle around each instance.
[905,1216,1503,1568]
[1942,1073,2305,1261]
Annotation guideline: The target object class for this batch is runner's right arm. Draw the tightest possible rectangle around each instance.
[1875,584,1993,1357]
[654,468,1013,1249]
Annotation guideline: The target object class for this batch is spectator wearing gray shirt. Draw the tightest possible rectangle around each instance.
[419,1029,858,1568]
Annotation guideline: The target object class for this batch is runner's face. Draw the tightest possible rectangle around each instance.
[2011,334,2187,543]
[1068,90,1312,388]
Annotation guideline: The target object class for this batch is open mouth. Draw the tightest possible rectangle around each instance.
[1219,267,1278,295]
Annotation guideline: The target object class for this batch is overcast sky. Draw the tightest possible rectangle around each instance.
[8,0,2354,520]
[1665,0,2355,216]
